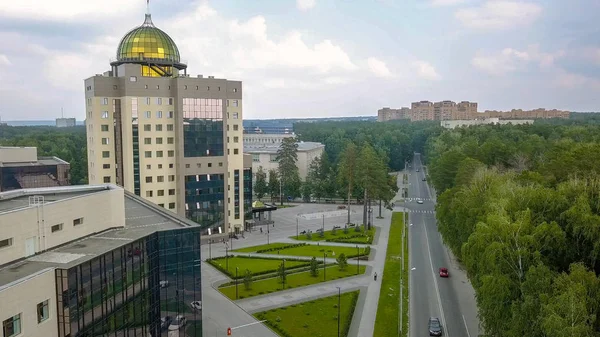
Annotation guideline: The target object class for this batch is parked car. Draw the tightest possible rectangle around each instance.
[337,205,346,209]
[190,301,202,311]
[428,317,443,336]
[160,316,172,330]
[422,177,427,181]
[416,169,420,172]
[159,280,169,288]
[168,315,187,330]
[300,230,307,235]
[439,267,449,278]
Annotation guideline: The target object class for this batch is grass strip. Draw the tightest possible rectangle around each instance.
[236,242,370,259]
[219,265,366,300]
[290,227,376,244]
[374,212,408,337]
[207,255,312,279]
[255,290,360,337]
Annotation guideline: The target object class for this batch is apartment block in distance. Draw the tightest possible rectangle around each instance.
[0,184,202,337]
[85,9,246,234]
[55,118,77,128]
[0,146,70,192]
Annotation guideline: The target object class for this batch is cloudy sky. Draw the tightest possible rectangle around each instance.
[0,0,599,121]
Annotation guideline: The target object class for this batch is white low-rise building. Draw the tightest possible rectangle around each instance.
[441,118,535,129]
[244,140,324,181]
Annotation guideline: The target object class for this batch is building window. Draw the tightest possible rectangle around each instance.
[167,137,174,144]
[101,124,109,131]
[103,176,111,183]
[169,163,174,168]
[146,190,153,197]
[145,85,148,89]
[102,151,110,158]
[234,136,239,143]
[101,111,109,119]
[234,149,239,155]
[3,314,21,337]
[157,111,163,118]
[232,100,239,107]
[208,163,212,168]
[158,175,165,182]
[156,85,160,89]
[233,88,238,92]
[168,98,174,105]
[146,164,151,169]
[158,190,165,196]
[169,189,175,195]
[37,300,49,323]
[252,154,259,162]
[197,163,201,168]
[145,151,152,158]
[101,138,110,145]
[73,218,84,226]
[186,164,190,168]
[157,98,162,105]
[158,164,162,169]
[51,224,63,233]
[102,98,109,105]
[87,98,91,105]
[144,138,151,145]
[145,111,151,118]
[232,112,239,119]
[233,124,239,131]
[168,175,175,182]
[168,150,174,157]
[113,85,118,90]
[184,85,188,90]
[156,137,163,144]
[167,111,174,118]
[167,124,174,131]
[159,203,165,208]
[157,151,163,158]
[146,177,153,183]
[169,202,175,209]
[196,86,199,90]
[219,162,223,167]
[146,97,151,105]
[144,124,151,131]
[156,124,163,131]
[0,238,13,249]
[130,76,137,82]
[103,164,110,169]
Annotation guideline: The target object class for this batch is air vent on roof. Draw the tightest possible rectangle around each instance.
[197,75,203,78]
[208,76,214,79]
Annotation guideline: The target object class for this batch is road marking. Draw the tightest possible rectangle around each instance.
[462,315,471,337]
[423,218,449,337]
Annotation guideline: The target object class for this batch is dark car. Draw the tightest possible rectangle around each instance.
[160,316,172,330]
[416,169,420,172]
[429,317,443,336]
[439,267,449,278]
[422,177,427,181]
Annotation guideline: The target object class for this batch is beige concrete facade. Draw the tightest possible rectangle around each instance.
[85,64,245,233]
[441,118,535,129]
[0,268,58,337]
[0,185,124,266]
[245,141,325,182]
[378,100,569,122]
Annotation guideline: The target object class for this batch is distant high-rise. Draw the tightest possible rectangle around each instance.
[55,118,76,127]
[84,8,248,235]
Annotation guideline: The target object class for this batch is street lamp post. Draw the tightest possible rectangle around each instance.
[322,214,325,233]
[282,259,286,288]
[236,267,239,299]
[296,218,299,240]
[267,226,270,245]
[323,252,327,281]
[225,243,229,271]
[356,245,359,275]
[209,239,212,260]
[336,287,341,337]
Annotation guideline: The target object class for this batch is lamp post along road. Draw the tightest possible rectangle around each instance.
[209,239,212,260]
[322,214,325,233]
[356,245,359,275]
[225,243,229,271]
[235,267,239,300]
[296,218,299,240]
[336,287,341,337]
[283,259,286,288]
[323,252,327,281]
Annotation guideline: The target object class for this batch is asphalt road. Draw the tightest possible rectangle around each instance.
[408,153,480,337]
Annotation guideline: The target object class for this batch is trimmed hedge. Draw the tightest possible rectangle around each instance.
[207,255,316,280]
[218,263,331,287]
[255,243,307,254]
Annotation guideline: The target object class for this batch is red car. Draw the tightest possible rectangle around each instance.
[439,267,449,278]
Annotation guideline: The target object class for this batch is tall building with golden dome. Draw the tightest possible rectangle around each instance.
[84,9,250,235]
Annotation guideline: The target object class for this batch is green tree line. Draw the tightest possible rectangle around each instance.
[425,121,600,337]
[0,125,88,184]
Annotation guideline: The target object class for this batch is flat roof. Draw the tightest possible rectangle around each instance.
[0,187,199,289]
[0,156,69,167]
[244,141,324,154]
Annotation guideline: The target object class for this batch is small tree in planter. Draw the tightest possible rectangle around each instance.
[336,253,348,271]
[277,262,287,285]
[354,224,362,232]
[243,269,253,290]
[343,226,349,234]
[310,256,319,277]
[331,227,337,235]
[319,230,325,238]
[306,231,313,240]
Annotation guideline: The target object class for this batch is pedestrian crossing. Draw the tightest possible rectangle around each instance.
[403,198,433,202]
[408,210,435,214]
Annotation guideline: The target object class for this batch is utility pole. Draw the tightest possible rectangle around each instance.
[296,218,299,240]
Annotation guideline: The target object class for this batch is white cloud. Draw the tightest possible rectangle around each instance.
[554,71,600,90]
[430,0,467,7]
[297,0,316,11]
[412,61,441,80]
[0,54,11,66]
[455,1,542,30]
[367,57,393,78]
[1,0,142,21]
[472,45,564,76]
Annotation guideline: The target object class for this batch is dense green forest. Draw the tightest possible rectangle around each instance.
[426,121,600,337]
[0,125,88,184]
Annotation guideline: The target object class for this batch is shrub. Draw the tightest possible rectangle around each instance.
[310,257,319,277]
[336,253,348,271]
[331,227,337,235]
[306,231,313,240]
[343,226,349,234]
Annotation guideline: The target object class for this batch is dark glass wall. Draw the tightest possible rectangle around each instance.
[243,168,253,220]
[184,174,224,229]
[54,227,202,337]
[182,98,224,157]
[234,170,240,220]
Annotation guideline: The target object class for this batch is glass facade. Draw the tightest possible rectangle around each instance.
[243,168,253,220]
[54,227,202,337]
[185,174,225,229]
[183,98,224,157]
[234,170,240,219]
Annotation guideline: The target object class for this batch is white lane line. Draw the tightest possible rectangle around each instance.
[463,315,471,337]
[423,218,450,337]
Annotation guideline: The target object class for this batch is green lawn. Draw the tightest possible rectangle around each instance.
[255,290,360,337]
[290,227,376,244]
[236,242,370,259]
[219,265,366,300]
[207,256,312,278]
[374,212,408,337]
